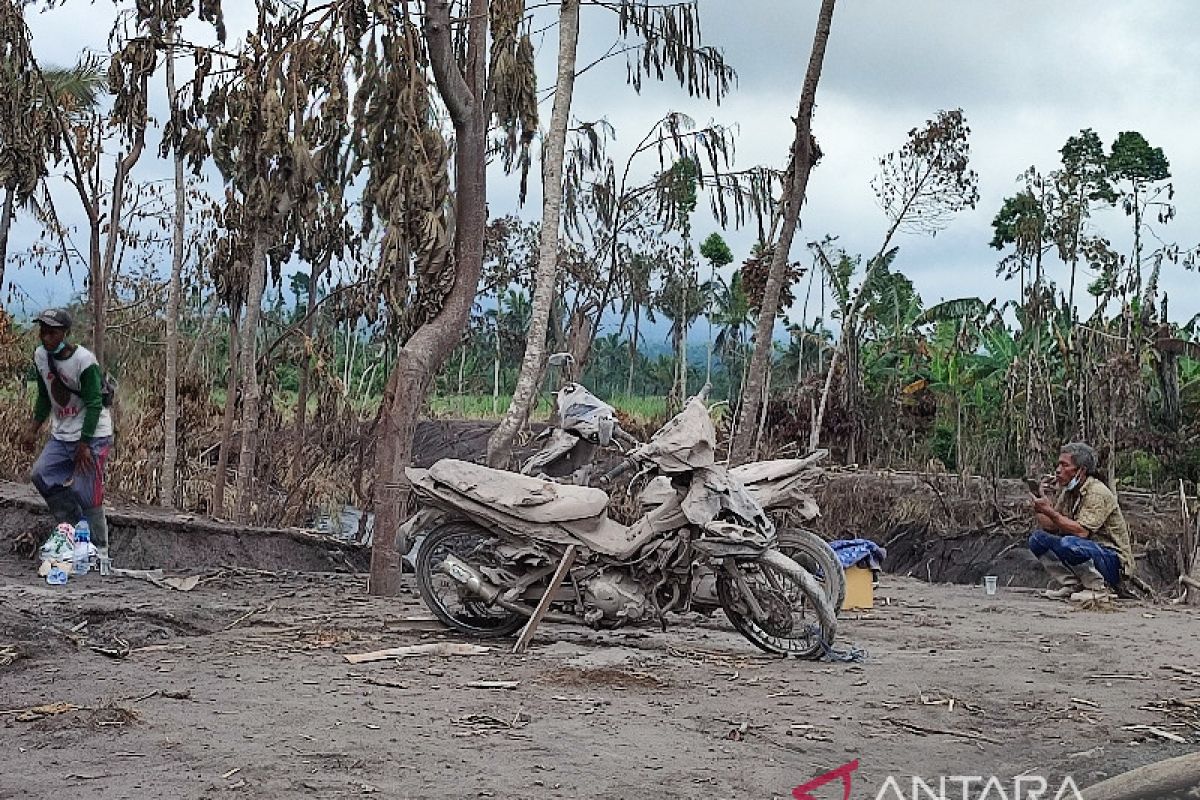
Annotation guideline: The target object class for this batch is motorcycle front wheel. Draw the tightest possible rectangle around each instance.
[415,521,526,638]
[718,549,837,659]
[776,527,846,615]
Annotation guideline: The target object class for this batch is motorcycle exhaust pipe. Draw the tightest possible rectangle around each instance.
[438,555,501,603]
[438,554,576,625]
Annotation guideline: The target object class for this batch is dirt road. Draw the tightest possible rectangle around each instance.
[2,554,1198,799]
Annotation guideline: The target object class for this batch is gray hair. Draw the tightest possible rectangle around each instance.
[1060,442,1098,474]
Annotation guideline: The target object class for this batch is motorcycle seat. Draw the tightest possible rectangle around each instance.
[427,459,609,523]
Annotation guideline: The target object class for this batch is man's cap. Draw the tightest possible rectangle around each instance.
[36,308,72,328]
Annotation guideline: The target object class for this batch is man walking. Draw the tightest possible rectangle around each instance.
[1028,442,1134,602]
[19,308,114,558]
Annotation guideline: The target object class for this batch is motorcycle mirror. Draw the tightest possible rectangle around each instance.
[547,352,574,368]
[597,416,614,447]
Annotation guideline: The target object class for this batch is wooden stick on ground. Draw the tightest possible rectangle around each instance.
[512,545,577,655]
[879,716,999,745]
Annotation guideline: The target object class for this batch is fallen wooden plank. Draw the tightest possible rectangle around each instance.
[465,681,520,690]
[343,642,492,664]
[1122,724,1189,744]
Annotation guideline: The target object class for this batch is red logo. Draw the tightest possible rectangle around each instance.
[792,759,859,800]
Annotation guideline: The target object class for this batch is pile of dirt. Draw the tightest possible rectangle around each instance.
[412,419,500,467]
[0,480,368,573]
[411,418,553,469]
[810,470,1190,589]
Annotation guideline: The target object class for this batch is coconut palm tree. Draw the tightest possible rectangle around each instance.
[708,269,755,397]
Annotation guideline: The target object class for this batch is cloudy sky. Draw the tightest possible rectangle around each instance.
[12,0,1200,330]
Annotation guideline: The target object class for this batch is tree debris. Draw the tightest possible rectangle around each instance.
[343,642,493,664]
[465,680,520,690]
[1122,724,1190,744]
[2,702,78,721]
[880,716,999,745]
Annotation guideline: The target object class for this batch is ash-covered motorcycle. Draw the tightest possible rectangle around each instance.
[403,395,837,657]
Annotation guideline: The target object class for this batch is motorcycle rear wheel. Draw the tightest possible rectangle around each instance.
[776,527,845,615]
[717,550,837,659]
[415,521,526,638]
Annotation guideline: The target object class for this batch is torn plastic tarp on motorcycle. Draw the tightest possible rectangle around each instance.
[682,466,775,540]
[557,383,616,445]
[632,398,716,473]
[727,451,827,518]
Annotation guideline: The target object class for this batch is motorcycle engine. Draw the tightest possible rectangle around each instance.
[580,572,649,625]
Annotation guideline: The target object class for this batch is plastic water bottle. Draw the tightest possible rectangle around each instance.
[73,520,91,575]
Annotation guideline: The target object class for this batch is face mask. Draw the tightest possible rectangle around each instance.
[1065,475,1081,491]
[50,340,67,355]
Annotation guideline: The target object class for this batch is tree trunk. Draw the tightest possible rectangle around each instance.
[810,345,840,453]
[212,307,241,518]
[161,36,185,508]
[1067,255,1079,323]
[796,264,816,385]
[680,305,689,399]
[626,307,640,396]
[668,321,684,410]
[456,346,466,395]
[565,306,594,374]
[1131,184,1143,302]
[96,137,146,364]
[752,361,772,460]
[843,321,861,462]
[369,0,489,596]
[487,0,580,468]
[1158,350,1181,431]
[0,183,14,295]
[89,220,104,361]
[344,319,357,394]
[730,0,838,465]
[234,234,269,522]
[492,316,501,414]
[291,257,326,482]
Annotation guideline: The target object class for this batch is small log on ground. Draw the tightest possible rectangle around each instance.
[1082,751,1200,800]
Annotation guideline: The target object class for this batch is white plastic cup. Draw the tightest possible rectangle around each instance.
[984,575,998,595]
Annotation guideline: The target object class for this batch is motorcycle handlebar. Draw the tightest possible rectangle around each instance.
[600,457,637,486]
[614,427,640,447]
